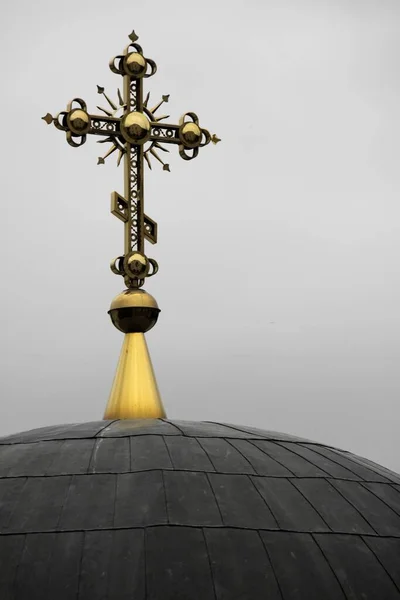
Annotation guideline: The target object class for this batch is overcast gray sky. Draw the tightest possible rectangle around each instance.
[0,0,399,472]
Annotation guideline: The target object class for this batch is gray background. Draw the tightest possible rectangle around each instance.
[0,0,399,471]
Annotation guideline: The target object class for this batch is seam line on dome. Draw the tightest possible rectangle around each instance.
[159,419,185,436]
[246,473,280,529]
[87,439,100,475]
[221,440,285,531]
[257,440,334,479]
[161,436,174,469]
[160,470,169,524]
[300,444,394,483]
[0,525,399,538]
[76,530,85,598]
[224,438,258,475]
[329,448,400,484]
[331,479,400,537]
[361,535,400,594]
[201,528,218,600]
[94,420,120,437]
[3,477,29,526]
[128,436,132,472]
[0,471,398,484]
[257,529,285,599]
[206,421,329,446]
[204,472,224,525]
[311,532,348,596]
[360,482,400,518]
[0,434,375,447]
[286,478,333,532]
[325,479,380,535]
[274,441,357,480]
[55,474,73,532]
[246,439,297,477]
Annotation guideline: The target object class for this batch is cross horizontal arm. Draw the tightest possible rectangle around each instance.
[44,108,216,163]
[51,109,120,141]
[149,121,210,145]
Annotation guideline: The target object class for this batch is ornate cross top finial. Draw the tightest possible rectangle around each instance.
[43,30,220,291]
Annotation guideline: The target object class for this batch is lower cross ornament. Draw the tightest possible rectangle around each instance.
[43,30,220,289]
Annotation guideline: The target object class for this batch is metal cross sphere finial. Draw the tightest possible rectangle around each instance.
[42,30,220,290]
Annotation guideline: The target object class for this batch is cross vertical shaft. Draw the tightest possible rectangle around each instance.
[124,74,145,256]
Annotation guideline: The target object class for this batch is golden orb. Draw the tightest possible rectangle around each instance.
[120,112,151,144]
[180,122,202,148]
[124,52,147,77]
[125,252,149,279]
[109,289,160,333]
[67,109,91,135]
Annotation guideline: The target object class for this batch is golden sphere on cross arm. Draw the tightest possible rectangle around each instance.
[120,111,151,144]
[67,109,90,134]
[180,122,202,148]
[125,52,147,77]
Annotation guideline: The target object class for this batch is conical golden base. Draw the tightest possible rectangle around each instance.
[104,333,165,419]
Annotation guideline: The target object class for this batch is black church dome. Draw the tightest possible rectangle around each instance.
[0,418,399,599]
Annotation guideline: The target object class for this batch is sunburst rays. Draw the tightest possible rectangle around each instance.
[96,84,128,166]
[143,92,170,171]
[145,93,170,120]
[144,141,170,171]
[97,85,126,113]
[97,137,126,166]
[96,87,171,171]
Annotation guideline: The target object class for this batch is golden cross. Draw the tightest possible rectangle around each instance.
[43,30,220,290]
